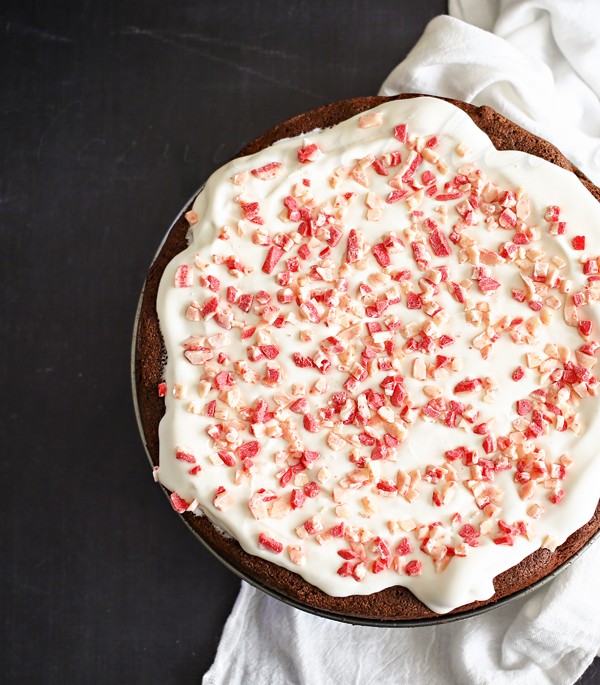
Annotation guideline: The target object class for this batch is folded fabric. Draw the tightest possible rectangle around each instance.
[204,537,600,685]
[380,1,600,186]
[204,3,600,683]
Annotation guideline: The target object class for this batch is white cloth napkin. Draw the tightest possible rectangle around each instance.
[381,0,600,186]
[204,3,600,683]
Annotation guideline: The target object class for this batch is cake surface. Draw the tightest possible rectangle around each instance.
[135,95,600,620]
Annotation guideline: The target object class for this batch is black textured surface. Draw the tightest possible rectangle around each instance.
[1,1,598,683]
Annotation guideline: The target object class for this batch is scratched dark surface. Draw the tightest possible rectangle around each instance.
[1,1,599,683]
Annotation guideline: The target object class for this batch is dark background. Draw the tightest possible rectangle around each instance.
[1,1,598,683]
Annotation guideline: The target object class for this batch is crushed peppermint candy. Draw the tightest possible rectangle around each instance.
[155,98,600,614]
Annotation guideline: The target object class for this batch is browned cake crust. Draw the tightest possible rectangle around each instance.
[134,94,600,621]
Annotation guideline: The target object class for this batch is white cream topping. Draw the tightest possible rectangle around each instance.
[155,97,600,614]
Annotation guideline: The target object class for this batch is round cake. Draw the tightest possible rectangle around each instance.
[134,94,600,621]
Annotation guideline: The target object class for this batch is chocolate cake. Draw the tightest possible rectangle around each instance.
[134,94,600,622]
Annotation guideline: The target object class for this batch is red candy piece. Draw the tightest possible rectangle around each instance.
[330,523,345,538]
[174,264,193,288]
[405,560,422,576]
[258,533,283,554]
[394,123,408,143]
[238,294,254,313]
[206,275,220,291]
[459,525,480,548]
[279,468,293,488]
[454,378,482,394]
[445,447,466,461]
[303,413,320,432]
[290,489,305,510]
[289,398,309,415]
[218,451,235,467]
[346,229,361,263]
[259,344,280,359]
[262,246,284,274]
[499,208,517,228]
[297,143,319,164]
[401,152,422,183]
[302,451,320,467]
[478,277,501,294]
[516,399,532,416]
[252,398,269,423]
[298,244,311,260]
[372,558,389,574]
[337,561,354,577]
[406,292,421,310]
[376,480,397,493]
[513,232,529,245]
[251,162,282,179]
[386,189,407,204]
[175,449,196,464]
[240,201,264,225]
[371,444,388,461]
[239,441,260,459]
[338,549,357,560]
[411,241,430,268]
[304,481,319,498]
[482,436,496,454]
[428,228,451,257]
[396,538,413,556]
[283,195,298,218]
[435,192,462,201]
[201,296,219,318]
[459,524,480,540]
[327,226,343,247]
[372,243,391,267]
[422,170,436,186]
[572,235,585,250]
[292,353,313,368]
[170,492,190,513]
[372,159,388,176]
[214,371,234,390]
[240,327,256,342]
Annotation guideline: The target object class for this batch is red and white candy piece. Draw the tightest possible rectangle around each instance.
[174,264,193,288]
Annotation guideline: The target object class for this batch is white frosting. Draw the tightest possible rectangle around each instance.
[155,97,600,614]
